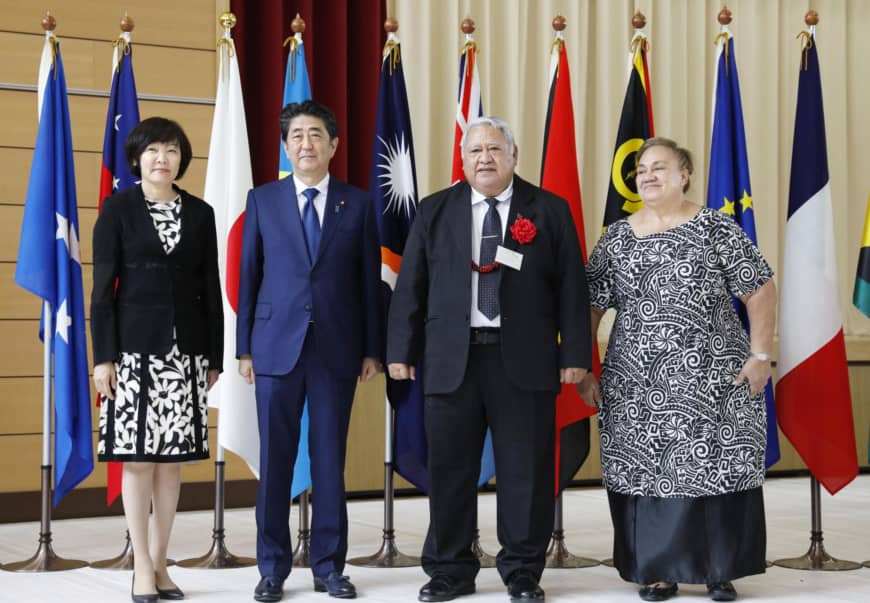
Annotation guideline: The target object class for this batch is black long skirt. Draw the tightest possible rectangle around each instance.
[608,486,766,585]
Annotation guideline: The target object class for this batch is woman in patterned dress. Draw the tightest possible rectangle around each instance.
[91,117,223,602]
[579,138,776,602]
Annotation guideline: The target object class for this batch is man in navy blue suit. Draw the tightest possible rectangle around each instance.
[237,100,383,602]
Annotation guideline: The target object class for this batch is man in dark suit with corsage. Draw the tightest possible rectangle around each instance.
[237,100,383,602]
[387,116,592,602]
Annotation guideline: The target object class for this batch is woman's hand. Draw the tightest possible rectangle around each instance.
[93,362,117,400]
[734,357,771,396]
[207,369,220,391]
[577,372,602,408]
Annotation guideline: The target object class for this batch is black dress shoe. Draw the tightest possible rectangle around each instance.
[156,584,185,600]
[638,582,678,602]
[131,574,159,603]
[707,581,737,601]
[254,576,285,602]
[506,571,545,601]
[314,572,357,599]
[418,574,476,602]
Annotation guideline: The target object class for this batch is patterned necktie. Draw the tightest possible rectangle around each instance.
[301,187,321,263]
[478,197,501,320]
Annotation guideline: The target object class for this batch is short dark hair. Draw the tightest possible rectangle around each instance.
[636,137,694,193]
[124,117,193,180]
[279,100,339,141]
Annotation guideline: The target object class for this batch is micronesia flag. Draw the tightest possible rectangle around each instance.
[280,27,313,498]
[371,31,427,491]
[99,32,140,208]
[15,35,93,505]
[706,27,780,469]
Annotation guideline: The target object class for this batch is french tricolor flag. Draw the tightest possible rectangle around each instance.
[775,29,857,495]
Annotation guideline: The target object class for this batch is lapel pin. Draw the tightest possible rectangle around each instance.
[335,200,346,213]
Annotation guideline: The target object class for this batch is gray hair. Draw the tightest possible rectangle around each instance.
[460,116,516,157]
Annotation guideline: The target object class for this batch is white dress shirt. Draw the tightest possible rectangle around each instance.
[294,173,329,227]
[470,182,512,328]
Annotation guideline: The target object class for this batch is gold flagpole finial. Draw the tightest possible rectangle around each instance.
[714,7,733,74]
[219,11,237,31]
[41,11,56,32]
[631,11,646,30]
[120,13,135,33]
[551,15,566,54]
[383,17,400,74]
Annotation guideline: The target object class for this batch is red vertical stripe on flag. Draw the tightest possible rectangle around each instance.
[541,42,600,494]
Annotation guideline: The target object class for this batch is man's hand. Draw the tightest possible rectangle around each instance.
[360,357,382,382]
[388,363,416,381]
[577,373,601,408]
[239,354,255,385]
[560,367,588,384]
[93,362,117,400]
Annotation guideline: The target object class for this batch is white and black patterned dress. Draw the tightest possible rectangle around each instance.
[588,208,773,584]
[97,197,210,462]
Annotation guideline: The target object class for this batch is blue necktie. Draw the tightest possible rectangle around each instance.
[301,187,321,263]
[478,197,501,320]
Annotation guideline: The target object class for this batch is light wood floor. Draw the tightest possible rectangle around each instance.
[1,475,869,602]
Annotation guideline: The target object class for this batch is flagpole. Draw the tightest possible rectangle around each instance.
[89,14,144,571]
[291,491,311,567]
[454,17,496,567]
[3,302,87,572]
[772,9,861,574]
[4,15,88,574]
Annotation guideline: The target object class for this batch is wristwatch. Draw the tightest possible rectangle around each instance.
[749,352,772,362]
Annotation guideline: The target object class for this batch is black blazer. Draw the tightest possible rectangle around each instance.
[90,185,224,370]
[387,175,592,395]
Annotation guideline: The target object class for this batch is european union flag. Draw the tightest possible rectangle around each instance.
[707,31,780,469]
[280,30,312,499]
[15,39,93,505]
[99,34,140,205]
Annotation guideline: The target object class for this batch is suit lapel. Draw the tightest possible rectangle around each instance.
[503,176,536,252]
[278,177,313,266]
[447,181,473,263]
[315,178,346,265]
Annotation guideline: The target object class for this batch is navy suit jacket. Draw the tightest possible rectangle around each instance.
[236,176,383,377]
[386,175,592,395]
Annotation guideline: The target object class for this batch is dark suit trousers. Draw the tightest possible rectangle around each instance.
[254,328,356,580]
[422,340,556,584]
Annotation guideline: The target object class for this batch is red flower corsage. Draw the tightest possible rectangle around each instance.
[510,214,537,244]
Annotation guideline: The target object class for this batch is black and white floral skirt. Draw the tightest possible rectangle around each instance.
[97,342,209,462]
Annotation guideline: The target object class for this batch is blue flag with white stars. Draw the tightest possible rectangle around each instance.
[707,31,780,469]
[15,38,94,505]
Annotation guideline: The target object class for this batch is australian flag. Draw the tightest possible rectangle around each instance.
[15,38,93,505]
[99,34,140,207]
[707,30,780,469]
[370,34,427,491]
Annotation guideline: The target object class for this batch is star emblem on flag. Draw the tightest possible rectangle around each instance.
[55,211,81,263]
[376,133,415,218]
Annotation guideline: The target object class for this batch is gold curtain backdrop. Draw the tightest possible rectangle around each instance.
[389,0,870,338]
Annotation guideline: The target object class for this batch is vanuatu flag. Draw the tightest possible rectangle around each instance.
[603,31,654,228]
[853,194,870,318]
